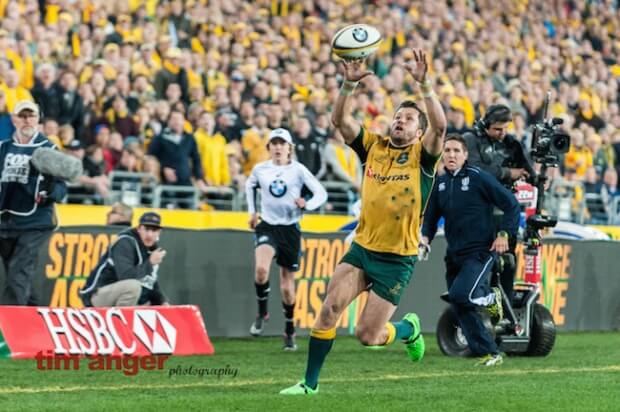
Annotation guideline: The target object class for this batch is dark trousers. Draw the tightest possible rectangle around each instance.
[446,251,499,356]
[0,230,52,305]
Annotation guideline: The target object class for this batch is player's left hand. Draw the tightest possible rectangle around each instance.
[402,49,428,84]
[295,198,306,210]
[490,236,509,253]
[418,242,431,261]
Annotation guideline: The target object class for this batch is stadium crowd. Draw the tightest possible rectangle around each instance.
[0,0,619,222]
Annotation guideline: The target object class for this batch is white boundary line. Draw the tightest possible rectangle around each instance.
[1,364,619,395]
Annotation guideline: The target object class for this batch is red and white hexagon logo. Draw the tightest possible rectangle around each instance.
[132,310,177,354]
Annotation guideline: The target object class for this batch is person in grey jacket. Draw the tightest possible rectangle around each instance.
[79,212,169,307]
[462,104,535,188]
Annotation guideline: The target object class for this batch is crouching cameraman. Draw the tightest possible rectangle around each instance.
[80,212,169,307]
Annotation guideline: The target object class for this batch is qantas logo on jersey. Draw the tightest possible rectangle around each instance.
[366,166,410,183]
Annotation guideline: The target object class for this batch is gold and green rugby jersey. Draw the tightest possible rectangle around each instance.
[349,127,441,256]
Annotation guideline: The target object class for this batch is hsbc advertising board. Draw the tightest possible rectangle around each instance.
[0,306,214,358]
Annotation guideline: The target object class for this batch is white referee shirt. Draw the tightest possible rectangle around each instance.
[245,160,328,225]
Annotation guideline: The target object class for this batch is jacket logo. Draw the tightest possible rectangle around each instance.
[438,182,446,191]
[461,176,470,191]
[133,310,177,354]
[1,153,31,184]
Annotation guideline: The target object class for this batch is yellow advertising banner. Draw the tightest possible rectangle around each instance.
[56,204,353,232]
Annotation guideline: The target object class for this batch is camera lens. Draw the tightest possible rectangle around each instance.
[551,132,570,154]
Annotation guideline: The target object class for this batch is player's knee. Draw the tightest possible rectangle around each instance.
[255,266,269,283]
[355,326,381,346]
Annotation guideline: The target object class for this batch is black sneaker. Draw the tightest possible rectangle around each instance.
[283,334,298,351]
[250,313,269,336]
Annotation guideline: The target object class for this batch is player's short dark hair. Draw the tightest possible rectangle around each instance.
[395,100,428,134]
[444,133,468,152]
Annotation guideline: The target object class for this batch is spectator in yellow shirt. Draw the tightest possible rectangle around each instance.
[564,129,593,178]
[194,111,230,187]
[449,81,475,126]
[1,69,34,113]
[241,111,271,175]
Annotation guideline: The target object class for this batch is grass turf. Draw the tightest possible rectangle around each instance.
[0,333,619,411]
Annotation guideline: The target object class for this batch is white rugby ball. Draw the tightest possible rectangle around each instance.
[331,24,382,60]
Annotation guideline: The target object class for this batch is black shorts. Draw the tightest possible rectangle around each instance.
[254,221,301,271]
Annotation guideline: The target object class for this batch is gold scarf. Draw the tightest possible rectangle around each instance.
[163,60,180,75]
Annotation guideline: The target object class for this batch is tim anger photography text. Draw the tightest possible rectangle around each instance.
[35,351,170,376]
[168,364,239,378]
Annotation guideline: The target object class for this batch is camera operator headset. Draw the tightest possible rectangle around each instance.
[462,104,536,303]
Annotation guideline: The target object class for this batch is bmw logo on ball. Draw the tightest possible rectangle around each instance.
[352,27,368,43]
[269,179,287,197]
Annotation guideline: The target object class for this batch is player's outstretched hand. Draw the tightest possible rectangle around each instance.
[340,59,374,83]
[402,49,428,84]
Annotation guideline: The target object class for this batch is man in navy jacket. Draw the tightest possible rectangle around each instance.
[421,134,520,366]
[147,110,208,187]
[0,101,67,305]
[147,110,208,208]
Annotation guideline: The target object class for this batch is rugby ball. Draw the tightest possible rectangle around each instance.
[331,24,382,60]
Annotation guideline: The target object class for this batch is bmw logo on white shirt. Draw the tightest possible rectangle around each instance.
[269,179,287,197]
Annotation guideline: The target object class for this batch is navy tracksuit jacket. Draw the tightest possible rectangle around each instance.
[422,163,519,355]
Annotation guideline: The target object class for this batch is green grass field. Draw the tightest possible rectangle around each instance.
[1,333,619,411]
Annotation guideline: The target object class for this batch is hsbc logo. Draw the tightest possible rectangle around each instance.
[37,308,178,355]
[133,310,177,354]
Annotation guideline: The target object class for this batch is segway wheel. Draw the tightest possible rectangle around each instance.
[526,303,556,356]
[436,308,472,357]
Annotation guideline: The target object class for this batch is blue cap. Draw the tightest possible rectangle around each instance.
[139,212,162,228]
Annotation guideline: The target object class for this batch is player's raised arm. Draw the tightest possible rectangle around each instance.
[331,59,373,144]
[403,49,446,156]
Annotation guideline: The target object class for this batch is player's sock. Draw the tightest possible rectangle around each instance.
[282,301,295,336]
[391,320,414,341]
[255,281,270,317]
[382,322,397,345]
[304,328,335,390]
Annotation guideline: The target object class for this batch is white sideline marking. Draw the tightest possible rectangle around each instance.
[1,365,619,395]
